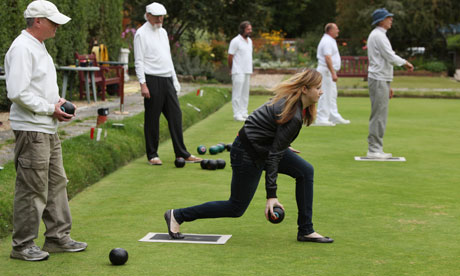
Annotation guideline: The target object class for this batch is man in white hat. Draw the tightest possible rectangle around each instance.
[366,8,413,159]
[5,0,87,261]
[134,2,202,165]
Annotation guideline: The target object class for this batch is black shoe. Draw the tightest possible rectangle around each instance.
[297,234,334,243]
[164,210,184,239]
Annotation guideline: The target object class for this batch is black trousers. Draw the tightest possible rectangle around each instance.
[175,136,315,235]
[144,75,190,160]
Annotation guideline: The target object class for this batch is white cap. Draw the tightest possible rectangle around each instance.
[24,0,71,25]
[146,2,167,16]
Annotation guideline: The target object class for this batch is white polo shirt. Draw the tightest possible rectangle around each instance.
[316,34,341,71]
[134,22,177,84]
[367,27,406,81]
[228,34,253,75]
[5,30,59,134]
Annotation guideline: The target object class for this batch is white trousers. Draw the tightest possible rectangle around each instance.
[316,66,344,123]
[232,73,251,118]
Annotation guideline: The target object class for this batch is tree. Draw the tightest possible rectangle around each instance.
[336,0,460,57]
[126,0,270,45]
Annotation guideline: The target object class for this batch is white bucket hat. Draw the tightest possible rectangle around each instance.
[146,2,167,16]
[24,0,71,25]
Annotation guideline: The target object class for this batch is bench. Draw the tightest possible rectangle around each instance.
[75,52,124,101]
[337,56,368,80]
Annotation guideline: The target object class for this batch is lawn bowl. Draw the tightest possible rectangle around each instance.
[269,207,285,224]
[109,248,128,265]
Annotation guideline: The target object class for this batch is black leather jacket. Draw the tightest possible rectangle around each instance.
[238,98,303,198]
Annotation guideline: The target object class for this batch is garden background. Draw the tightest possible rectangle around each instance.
[1,0,460,110]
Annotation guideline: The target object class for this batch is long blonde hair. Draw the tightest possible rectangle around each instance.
[269,69,322,126]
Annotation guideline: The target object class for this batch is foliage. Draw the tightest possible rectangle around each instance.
[126,0,271,46]
[266,0,336,37]
[446,34,460,51]
[336,0,460,58]
[0,87,231,239]
[0,0,124,111]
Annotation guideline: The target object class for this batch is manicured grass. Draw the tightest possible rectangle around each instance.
[1,96,459,275]
[338,76,460,90]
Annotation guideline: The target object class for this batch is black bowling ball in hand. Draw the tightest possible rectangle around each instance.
[269,207,285,224]
[60,101,75,115]
[109,248,128,265]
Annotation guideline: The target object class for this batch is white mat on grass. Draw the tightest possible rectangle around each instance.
[139,232,232,245]
[354,156,406,162]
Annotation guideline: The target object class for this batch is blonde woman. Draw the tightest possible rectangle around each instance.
[165,69,333,243]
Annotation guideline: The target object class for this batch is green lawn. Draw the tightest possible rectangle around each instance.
[338,76,460,90]
[1,96,459,275]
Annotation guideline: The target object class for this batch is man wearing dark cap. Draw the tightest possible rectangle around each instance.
[5,0,86,261]
[134,2,202,165]
[366,8,413,159]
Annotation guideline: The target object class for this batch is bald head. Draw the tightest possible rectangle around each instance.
[324,23,339,39]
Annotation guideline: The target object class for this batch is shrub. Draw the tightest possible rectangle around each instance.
[422,61,448,73]
[0,0,124,111]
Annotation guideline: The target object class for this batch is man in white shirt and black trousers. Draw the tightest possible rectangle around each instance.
[134,2,202,165]
[366,8,413,159]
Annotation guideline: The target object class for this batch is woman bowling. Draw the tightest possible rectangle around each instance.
[164,68,333,243]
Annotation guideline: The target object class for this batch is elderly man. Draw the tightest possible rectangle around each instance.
[134,2,202,165]
[366,8,414,158]
[5,0,87,261]
[228,21,253,122]
[314,23,350,126]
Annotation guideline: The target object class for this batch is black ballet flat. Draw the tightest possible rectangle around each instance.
[164,210,185,239]
[297,234,334,243]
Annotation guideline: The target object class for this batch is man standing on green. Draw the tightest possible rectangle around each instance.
[5,0,87,261]
[366,8,413,159]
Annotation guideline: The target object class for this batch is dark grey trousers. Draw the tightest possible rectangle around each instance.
[367,77,391,153]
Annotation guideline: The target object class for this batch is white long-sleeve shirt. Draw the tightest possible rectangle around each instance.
[316,34,341,71]
[133,22,177,85]
[5,30,59,134]
[367,27,406,81]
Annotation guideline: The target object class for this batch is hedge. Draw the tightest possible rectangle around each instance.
[0,0,124,111]
[0,86,231,239]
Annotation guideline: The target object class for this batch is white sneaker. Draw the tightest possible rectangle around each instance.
[234,115,245,122]
[367,151,392,159]
[312,121,336,126]
[242,114,249,119]
[333,118,350,125]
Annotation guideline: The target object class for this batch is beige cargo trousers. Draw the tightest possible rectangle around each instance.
[12,131,72,250]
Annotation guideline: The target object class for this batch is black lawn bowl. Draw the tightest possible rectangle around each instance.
[209,146,219,155]
[226,144,232,151]
[200,159,209,169]
[60,101,75,115]
[269,207,285,224]
[109,248,128,265]
[174,157,186,168]
[216,159,226,169]
[206,159,218,170]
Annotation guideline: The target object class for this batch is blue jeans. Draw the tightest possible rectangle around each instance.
[174,136,315,235]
